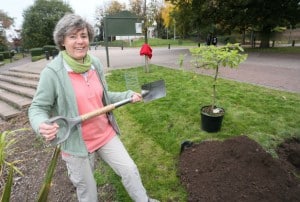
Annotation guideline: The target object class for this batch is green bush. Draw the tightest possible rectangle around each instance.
[30,48,44,57]
[0,51,11,59]
[43,45,58,56]
[0,129,27,201]
[0,44,7,52]
[0,54,3,61]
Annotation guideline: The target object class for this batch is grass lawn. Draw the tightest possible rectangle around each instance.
[244,46,300,54]
[94,65,300,201]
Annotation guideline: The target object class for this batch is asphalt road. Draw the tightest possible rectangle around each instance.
[90,46,300,93]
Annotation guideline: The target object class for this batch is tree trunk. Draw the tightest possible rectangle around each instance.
[211,65,219,111]
[259,27,271,48]
[241,29,246,45]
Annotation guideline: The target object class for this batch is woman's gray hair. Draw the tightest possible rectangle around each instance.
[53,13,94,50]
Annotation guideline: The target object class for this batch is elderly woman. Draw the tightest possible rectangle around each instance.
[28,13,159,202]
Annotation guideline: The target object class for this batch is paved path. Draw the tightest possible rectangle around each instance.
[1,46,300,93]
[92,47,300,93]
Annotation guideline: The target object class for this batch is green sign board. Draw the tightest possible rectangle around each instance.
[104,11,141,36]
[103,11,142,67]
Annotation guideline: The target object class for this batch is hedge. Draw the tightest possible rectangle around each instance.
[0,51,11,59]
[43,45,59,56]
[30,48,44,57]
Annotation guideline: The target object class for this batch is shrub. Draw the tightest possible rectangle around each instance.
[30,48,44,57]
[0,54,3,61]
[0,44,7,52]
[0,51,11,59]
[0,129,27,201]
[43,45,58,57]
[0,130,24,178]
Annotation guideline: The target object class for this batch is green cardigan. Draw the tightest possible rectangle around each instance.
[28,52,134,157]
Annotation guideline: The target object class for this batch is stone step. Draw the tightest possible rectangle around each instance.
[0,59,45,122]
[0,74,38,88]
[0,71,40,81]
[0,100,22,121]
[9,66,43,75]
[0,88,32,110]
[0,80,36,98]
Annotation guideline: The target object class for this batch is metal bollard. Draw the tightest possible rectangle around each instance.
[168,44,170,49]
[45,51,50,60]
[9,51,13,63]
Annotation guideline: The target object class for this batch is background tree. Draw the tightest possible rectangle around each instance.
[147,0,164,34]
[0,10,14,51]
[105,0,126,15]
[211,0,300,48]
[94,7,105,41]
[161,2,173,29]
[0,10,14,29]
[166,0,193,38]
[21,0,73,49]
[161,2,172,38]
[153,7,165,38]
[147,0,163,24]
[168,0,300,47]
[129,0,144,18]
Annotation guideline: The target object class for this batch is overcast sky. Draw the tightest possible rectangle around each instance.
[2,0,128,29]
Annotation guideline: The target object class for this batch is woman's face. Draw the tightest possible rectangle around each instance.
[63,28,89,61]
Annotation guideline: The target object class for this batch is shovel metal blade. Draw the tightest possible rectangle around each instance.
[141,79,166,102]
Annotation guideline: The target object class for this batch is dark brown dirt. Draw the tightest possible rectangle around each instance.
[179,135,300,202]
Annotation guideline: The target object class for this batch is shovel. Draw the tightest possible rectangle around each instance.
[47,79,166,146]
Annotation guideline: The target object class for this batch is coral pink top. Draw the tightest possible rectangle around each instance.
[68,69,115,152]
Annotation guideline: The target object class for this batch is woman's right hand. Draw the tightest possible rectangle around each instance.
[39,122,59,141]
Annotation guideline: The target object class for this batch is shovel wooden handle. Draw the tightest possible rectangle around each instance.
[80,98,132,122]
[81,104,116,121]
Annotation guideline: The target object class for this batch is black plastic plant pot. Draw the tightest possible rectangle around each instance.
[200,106,225,133]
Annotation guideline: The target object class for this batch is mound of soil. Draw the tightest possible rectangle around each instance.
[179,135,300,202]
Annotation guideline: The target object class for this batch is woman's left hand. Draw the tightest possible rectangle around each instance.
[131,93,142,103]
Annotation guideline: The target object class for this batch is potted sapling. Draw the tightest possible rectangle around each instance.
[189,43,248,132]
